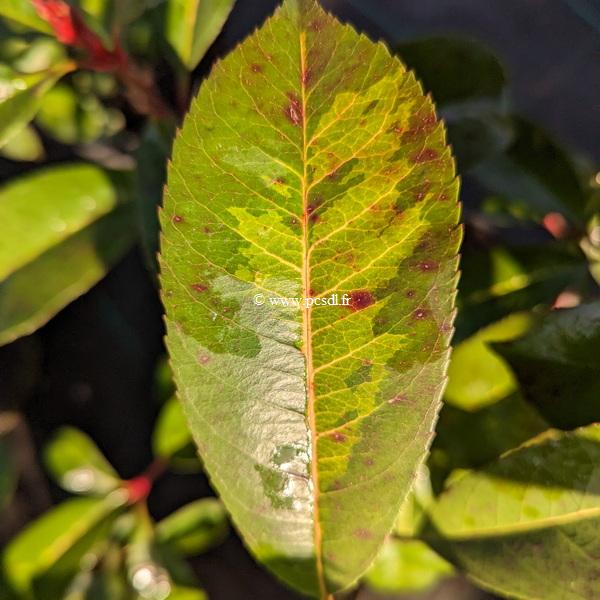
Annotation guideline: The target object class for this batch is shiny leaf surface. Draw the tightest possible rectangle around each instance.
[44,427,120,495]
[428,424,600,600]
[496,303,600,428]
[160,1,461,595]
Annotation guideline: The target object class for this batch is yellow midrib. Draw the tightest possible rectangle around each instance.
[299,29,330,600]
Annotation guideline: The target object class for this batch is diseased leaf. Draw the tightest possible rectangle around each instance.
[164,0,236,70]
[3,495,126,597]
[160,1,461,596]
[427,425,600,600]
[44,427,121,495]
[156,498,229,556]
[495,303,600,428]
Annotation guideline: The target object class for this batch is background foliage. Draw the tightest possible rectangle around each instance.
[0,1,598,599]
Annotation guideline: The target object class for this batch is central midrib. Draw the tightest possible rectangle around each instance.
[298,29,329,600]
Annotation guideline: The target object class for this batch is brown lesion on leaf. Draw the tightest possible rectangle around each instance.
[348,290,375,312]
[172,215,184,223]
[198,354,210,364]
[330,432,346,443]
[416,259,439,272]
[250,63,263,73]
[354,528,373,540]
[413,308,429,320]
[411,148,439,163]
[388,393,409,405]
[191,283,208,293]
[285,93,303,126]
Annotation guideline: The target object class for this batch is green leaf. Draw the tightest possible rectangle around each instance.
[472,118,589,224]
[429,394,549,493]
[44,427,121,495]
[0,62,71,149]
[398,36,506,106]
[0,124,44,162]
[152,396,196,466]
[0,164,135,346]
[445,312,534,411]
[160,1,461,596]
[156,498,229,556]
[164,0,236,70]
[3,495,126,597]
[427,424,600,600]
[0,1,52,33]
[495,302,600,429]
[365,539,453,594]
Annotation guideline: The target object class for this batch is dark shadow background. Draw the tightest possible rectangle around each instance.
[1,1,598,599]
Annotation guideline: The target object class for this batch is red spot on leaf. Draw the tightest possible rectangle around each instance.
[348,290,374,312]
[411,148,439,163]
[302,68,311,85]
[172,215,184,223]
[251,63,263,73]
[285,93,303,126]
[355,528,373,540]
[331,432,346,443]
[388,393,409,405]
[413,308,429,320]
[406,289,416,298]
[199,355,210,364]
[417,260,438,272]
[191,283,208,293]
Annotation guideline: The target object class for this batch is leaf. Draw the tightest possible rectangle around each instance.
[495,302,600,429]
[44,427,121,495]
[472,118,589,224]
[3,495,126,597]
[0,0,52,33]
[365,539,453,594]
[0,164,135,346]
[455,244,588,341]
[0,62,71,149]
[429,394,549,493]
[0,124,44,162]
[427,424,600,600]
[159,1,461,596]
[164,0,236,70]
[398,36,506,106]
[152,396,197,469]
[156,498,229,556]
[445,312,534,411]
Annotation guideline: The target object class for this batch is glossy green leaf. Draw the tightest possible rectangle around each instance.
[156,498,229,556]
[0,62,71,148]
[164,0,236,70]
[44,427,121,495]
[429,393,549,493]
[365,539,453,594]
[160,1,461,596]
[496,302,600,428]
[456,244,588,341]
[152,396,196,465]
[3,495,126,597]
[0,124,44,162]
[398,36,506,106]
[0,0,52,33]
[445,312,534,410]
[0,204,134,346]
[0,164,134,346]
[428,424,600,600]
